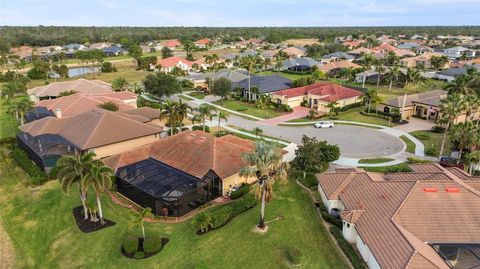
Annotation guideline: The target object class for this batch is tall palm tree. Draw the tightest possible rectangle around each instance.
[240,141,289,230]
[438,94,465,160]
[362,89,381,113]
[88,164,114,224]
[374,63,386,88]
[386,65,401,91]
[13,98,34,125]
[216,111,229,134]
[239,55,256,101]
[57,152,98,220]
[464,95,480,125]
[361,53,375,88]
[160,100,178,136]
[326,101,339,118]
[196,104,217,132]
[466,151,480,175]
[450,122,479,164]
[175,99,192,132]
[444,75,474,95]
[129,207,154,239]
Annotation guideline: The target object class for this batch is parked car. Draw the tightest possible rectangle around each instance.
[314,121,334,128]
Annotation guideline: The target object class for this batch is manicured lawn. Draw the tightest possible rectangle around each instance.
[226,125,290,143]
[0,100,20,139]
[0,158,348,268]
[358,163,413,173]
[286,108,395,127]
[187,91,206,99]
[410,130,452,157]
[256,70,312,81]
[358,158,395,164]
[400,135,416,154]
[213,99,283,119]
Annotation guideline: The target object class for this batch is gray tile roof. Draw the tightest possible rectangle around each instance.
[282,57,320,69]
[437,64,480,77]
[233,75,292,94]
[383,90,448,107]
[321,51,355,60]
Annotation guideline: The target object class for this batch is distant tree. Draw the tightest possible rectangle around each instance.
[385,64,401,90]
[112,77,128,92]
[128,44,143,67]
[161,46,173,59]
[143,73,181,100]
[101,62,117,73]
[181,40,196,60]
[444,74,474,95]
[216,111,229,134]
[210,77,232,105]
[362,88,382,113]
[438,94,465,160]
[196,104,217,132]
[98,101,119,111]
[326,101,339,118]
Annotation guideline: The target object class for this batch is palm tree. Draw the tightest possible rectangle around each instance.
[386,65,401,91]
[326,101,339,118]
[450,122,479,164]
[375,63,386,88]
[216,111,229,134]
[444,75,474,95]
[464,95,480,125]
[196,104,217,132]
[361,53,375,88]
[129,207,154,239]
[175,99,192,132]
[14,98,34,125]
[160,100,178,136]
[88,164,114,224]
[240,141,289,230]
[191,212,213,233]
[466,151,480,175]
[56,152,98,220]
[438,94,465,160]
[404,67,419,88]
[252,127,263,137]
[1,81,20,100]
[181,40,196,60]
[239,55,256,101]
[362,89,381,113]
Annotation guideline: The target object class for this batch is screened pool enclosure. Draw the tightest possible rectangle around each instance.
[116,158,222,217]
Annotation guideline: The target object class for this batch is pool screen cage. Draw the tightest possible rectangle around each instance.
[116,158,221,217]
[431,243,480,269]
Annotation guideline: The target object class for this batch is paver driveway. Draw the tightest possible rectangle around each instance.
[259,107,312,125]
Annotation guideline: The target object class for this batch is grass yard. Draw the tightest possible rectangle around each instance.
[256,70,312,81]
[226,125,291,143]
[358,158,395,164]
[213,99,284,119]
[187,91,206,99]
[0,157,348,268]
[0,100,19,139]
[400,135,416,154]
[358,163,413,173]
[410,130,452,157]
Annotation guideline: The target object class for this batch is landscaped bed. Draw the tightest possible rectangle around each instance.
[122,236,169,259]
[358,163,413,173]
[213,99,283,119]
[72,206,116,233]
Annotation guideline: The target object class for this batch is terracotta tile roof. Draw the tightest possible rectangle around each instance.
[119,107,160,121]
[35,93,135,118]
[104,131,255,180]
[20,109,162,150]
[282,47,305,56]
[27,79,112,98]
[195,38,211,45]
[318,164,480,269]
[319,60,360,72]
[273,82,362,101]
[372,43,416,57]
[164,39,181,47]
[156,56,193,68]
[348,47,374,55]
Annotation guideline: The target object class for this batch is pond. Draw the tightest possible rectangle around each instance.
[68,66,100,77]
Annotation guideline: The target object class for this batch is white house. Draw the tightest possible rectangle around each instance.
[443,46,476,59]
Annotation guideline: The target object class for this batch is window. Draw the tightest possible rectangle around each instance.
[347,223,350,228]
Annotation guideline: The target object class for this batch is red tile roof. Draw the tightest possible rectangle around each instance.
[195,38,211,45]
[156,56,193,68]
[273,82,363,101]
[165,39,181,47]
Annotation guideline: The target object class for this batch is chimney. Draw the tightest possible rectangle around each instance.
[55,108,62,118]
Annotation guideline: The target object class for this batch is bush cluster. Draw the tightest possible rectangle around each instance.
[321,211,343,229]
[101,62,117,73]
[329,226,367,269]
[359,111,392,121]
[407,157,431,164]
[425,147,439,157]
[229,183,250,200]
[287,247,305,266]
[122,236,138,255]
[12,146,48,185]
[143,236,163,254]
[298,173,318,190]
[191,125,210,133]
[431,125,445,133]
[339,102,362,112]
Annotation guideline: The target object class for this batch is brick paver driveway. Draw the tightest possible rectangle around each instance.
[259,107,313,125]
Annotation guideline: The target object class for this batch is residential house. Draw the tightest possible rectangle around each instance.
[317,164,480,269]
[103,130,257,217]
[17,109,163,171]
[27,78,113,102]
[320,52,355,64]
[153,56,197,73]
[436,64,480,82]
[63,43,87,52]
[186,70,249,90]
[27,91,138,122]
[397,43,419,50]
[164,39,181,50]
[270,82,363,112]
[37,45,63,54]
[372,43,416,58]
[341,40,363,49]
[194,38,212,48]
[282,57,321,72]
[400,52,447,68]
[443,46,476,60]
[354,70,379,83]
[103,45,126,56]
[140,45,152,53]
[346,47,383,59]
[376,35,397,45]
[233,75,292,100]
[89,43,110,50]
[318,60,361,74]
[281,47,305,58]
[10,46,33,59]
[261,50,279,60]
[118,107,162,126]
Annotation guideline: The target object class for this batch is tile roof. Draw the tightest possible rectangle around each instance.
[282,47,305,56]
[383,90,448,107]
[233,75,292,94]
[20,109,162,150]
[319,60,360,72]
[321,51,355,60]
[317,164,480,269]
[156,56,193,68]
[118,107,160,122]
[27,79,112,98]
[282,57,320,69]
[272,82,363,101]
[104,130,255,180]
[164,39,181,47]
[35,92,136,118]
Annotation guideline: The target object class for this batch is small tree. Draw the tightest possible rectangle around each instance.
[253,127,263,137]
[129,207,154,239]
[211,77,232,105]
[112,77,128,92]
[143,73,181,101]
[292,135,340,179]
[161,47,173,59]
[191,212,213,233]
[128,44,143,67]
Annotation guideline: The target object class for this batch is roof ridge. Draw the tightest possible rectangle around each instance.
[330,172,357,199]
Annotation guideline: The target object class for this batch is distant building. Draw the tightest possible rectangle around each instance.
[443,46,476,60]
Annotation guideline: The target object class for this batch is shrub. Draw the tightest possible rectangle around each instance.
[11,146,48,185]
[339,102,362,112]
[236,107,248,112]
[359,111,392,121]
[133,250,145,259]
[321,211,342,229]
[229,183,250,200]
[122,236,138,255]
[287,247,305,266]
[210,205,232,229]
[101,62,117,73]
[432,125,445,133]
[203,193,256,231]
[191,125,210,133]
[407,157,431,164]
[143,236,163,254]
[192,212,213,233]
[425,147,439,157]
[231,193,256,216]
[329,226,367,269]
[298,172,318,189]
[413,132,430,140]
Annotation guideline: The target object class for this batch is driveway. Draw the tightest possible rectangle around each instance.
[259,107,312,125]
[393,117,434,132]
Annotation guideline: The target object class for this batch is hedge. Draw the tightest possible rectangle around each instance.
[359,111,392,121]
[339,102,362,112]
[143,236,163,254]
[329,226,367,269]
[122,236,138,255]
[229,183,250,200]
[191,125,210,133]
[12,146,48,186]
[321,211,343,229]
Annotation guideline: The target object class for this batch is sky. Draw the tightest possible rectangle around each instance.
[1,0,480,27]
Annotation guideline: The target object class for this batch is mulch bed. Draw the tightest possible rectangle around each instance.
[121,237,170,259]
[72,206,116,233]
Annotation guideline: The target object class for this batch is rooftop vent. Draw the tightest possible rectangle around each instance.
[423,188,438,193]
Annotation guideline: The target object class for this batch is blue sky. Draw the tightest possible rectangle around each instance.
[1,0,479,26]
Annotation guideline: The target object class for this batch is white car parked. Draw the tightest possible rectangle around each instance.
[314,121,334,128]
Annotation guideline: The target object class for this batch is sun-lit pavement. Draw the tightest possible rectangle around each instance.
[258,106,311,125]
[393,117,434,132]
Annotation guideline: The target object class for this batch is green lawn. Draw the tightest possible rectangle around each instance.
[400,135,416,154]
[410,130,452,157]
[0,159,348,268]
[0,100,20,139]
[213,99,283,119]
[187,91,206,99]
[256,70,313,81]
[226,125,291,143]
[358,163,413,173]
[286,108,394,126]
[358,158,395,164]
